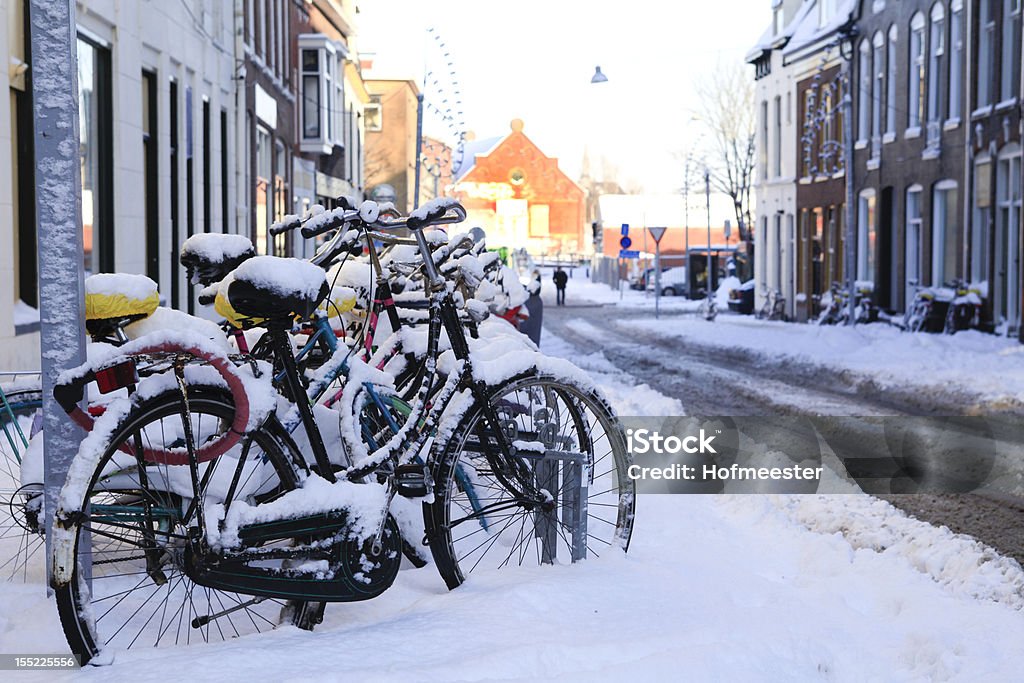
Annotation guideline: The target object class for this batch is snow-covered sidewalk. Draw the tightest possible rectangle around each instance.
[623,314,1024,408]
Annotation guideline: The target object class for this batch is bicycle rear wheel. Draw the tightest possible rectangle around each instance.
[53,387,310,664]
[425,373,634,590]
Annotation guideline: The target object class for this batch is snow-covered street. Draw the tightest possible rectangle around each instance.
[2,312,1023,681]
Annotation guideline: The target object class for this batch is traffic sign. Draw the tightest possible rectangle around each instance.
[619,235,632,249]
[618,249,639,259]
[621,223,630,236]
[648,226,667,243]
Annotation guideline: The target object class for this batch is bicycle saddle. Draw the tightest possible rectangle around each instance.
[180,233,256,285]
[222,256,329,327]
[84,273,160,337]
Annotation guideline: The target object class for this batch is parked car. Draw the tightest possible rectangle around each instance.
[629,267,655,290]
[646,267,687,296]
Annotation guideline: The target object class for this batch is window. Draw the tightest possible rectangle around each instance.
[927,3,944,124]
[946,1,962,121]
[908,13,925,130]
[979,0,995,107]
[256,126,272,254]
[994,147,1021,327]
[77,36,114,275]
[821,85,834,172]
[298,34,347,153]
[931,180,958,285]
[365,100,382,132]
[170,80,180,308]
[760,99,768,180]
[857,189,877,282]
[886,25,897,135]
[221,109,229,232]
[906,186,923,303]
[1001,0,1023,102]
[818,0,836,27]
[185,86,195,314]
[772,1,783,35]
[872,32,884,144]
[273,139,289,256]
[858,41,871,141]
[971,157,991,283]
[142,71,159,284]
[773,96,782,177]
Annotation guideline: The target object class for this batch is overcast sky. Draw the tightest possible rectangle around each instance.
[357,0,770,209]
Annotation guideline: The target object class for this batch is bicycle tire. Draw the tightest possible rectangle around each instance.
[424,372,635,590]
[53,387,310,664]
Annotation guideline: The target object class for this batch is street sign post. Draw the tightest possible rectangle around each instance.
[618,249,640,259]
[648,227,667,319]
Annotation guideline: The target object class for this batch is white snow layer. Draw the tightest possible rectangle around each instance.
[84,273,158,300]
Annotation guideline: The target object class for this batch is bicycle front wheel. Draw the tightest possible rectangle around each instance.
[0,387,43,582]
[53,387,309,664]
[425,373,634,590]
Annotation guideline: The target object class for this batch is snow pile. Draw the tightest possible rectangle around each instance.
[626,315,1024,406]
[232,256,327,301]
[759,494,1024,610]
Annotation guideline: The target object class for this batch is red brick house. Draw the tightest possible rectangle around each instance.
[452,119,584,256]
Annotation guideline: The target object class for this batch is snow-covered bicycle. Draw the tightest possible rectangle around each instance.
[48,199,635,664]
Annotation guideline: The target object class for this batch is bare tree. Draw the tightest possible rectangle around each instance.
[693,61,756,239]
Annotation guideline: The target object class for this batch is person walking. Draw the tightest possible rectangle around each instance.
[553,267,568,306]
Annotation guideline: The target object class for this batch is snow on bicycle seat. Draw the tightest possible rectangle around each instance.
[219,255,329,328]
[84,273,159,335]
[180,232,255,285]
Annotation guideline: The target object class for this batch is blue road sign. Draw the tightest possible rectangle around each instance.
[619,235,632,249]
[621,223,629,236]
[619,249,640,259]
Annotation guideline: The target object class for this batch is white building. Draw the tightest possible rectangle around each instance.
[0,0,239,369]
[747,1,807,318]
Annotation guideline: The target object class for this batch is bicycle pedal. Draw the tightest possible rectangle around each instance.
[394,464,429,498]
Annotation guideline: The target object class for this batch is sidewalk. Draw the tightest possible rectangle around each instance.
[624,313,1024,408]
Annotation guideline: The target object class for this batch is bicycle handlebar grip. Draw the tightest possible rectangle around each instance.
[269,214,301,236]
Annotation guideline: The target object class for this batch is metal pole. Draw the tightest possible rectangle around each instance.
[413,92,424,210]
[705,167,713,305]
[842,51,857,325]
[654,242,661,319]
[684,155,690,296]
[30,0,88,588]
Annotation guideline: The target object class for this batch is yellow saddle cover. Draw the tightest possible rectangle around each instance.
[84,273,160,322]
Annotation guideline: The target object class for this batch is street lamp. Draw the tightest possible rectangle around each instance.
[705,166,713,311]
[837,24,858,326]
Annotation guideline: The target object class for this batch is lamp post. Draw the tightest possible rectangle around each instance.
[705,166,713,307]
[838,26,858,326]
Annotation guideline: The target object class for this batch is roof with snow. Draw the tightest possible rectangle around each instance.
[453,135,503,181]
[782,0,857,61]
[745,0,815,62]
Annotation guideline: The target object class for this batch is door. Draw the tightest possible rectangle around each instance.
[905,186,922,307]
